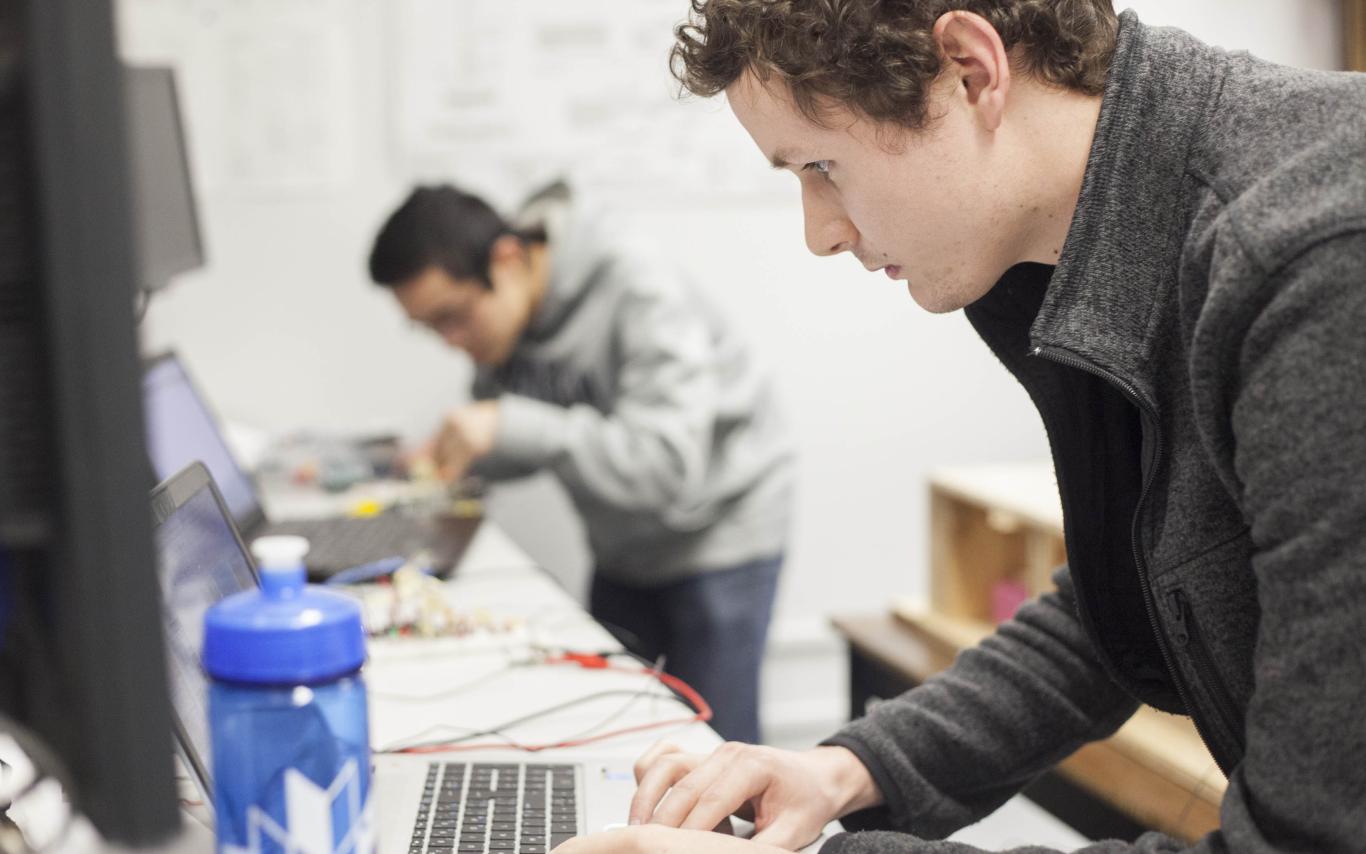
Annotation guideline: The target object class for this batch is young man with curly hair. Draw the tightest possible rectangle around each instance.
[556,1,1366,853]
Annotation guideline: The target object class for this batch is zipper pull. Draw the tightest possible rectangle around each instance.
[1167,590,1189,646]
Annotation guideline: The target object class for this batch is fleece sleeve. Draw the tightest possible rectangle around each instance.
[820,567,1138,851]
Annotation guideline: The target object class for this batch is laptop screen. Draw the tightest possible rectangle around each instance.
[143,354,263,528]
[152,463,259,794]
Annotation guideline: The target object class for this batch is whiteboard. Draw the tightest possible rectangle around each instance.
[117,0,358,195]
[390,0,792,207]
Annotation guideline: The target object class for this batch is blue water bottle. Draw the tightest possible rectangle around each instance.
[204,535,375,854]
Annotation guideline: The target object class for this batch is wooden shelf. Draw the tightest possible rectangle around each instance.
[906,463,1225,842]
[1349,0,1366,72]
[928,463,1068,624]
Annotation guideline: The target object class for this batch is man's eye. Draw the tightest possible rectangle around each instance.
[802,160,832,176]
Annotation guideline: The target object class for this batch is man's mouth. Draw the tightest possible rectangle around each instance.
[858,257,904,280]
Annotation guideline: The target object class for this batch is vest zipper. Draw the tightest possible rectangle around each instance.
[1030,344,1224,766]
[1168,589,1242,740]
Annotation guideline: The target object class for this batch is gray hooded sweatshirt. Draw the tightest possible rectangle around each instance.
[820,10,1366,854]
[469,182,793,584]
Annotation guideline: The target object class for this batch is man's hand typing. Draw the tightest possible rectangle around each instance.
[626,742,882,850]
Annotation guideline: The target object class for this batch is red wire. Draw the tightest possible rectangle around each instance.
[395,656,712,755]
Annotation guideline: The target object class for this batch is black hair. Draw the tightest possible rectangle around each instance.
[367,184,517,290]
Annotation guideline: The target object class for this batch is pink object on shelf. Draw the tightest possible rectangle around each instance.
[991,579,1031,623]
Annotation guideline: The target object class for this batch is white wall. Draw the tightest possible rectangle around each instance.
[122,0,1346,744]
[1121,0,1344,69]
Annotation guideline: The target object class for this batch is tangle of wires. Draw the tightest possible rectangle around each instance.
[377,649,712,755]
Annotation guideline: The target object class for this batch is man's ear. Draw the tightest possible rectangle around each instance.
[488,234,525,266]
[484,234,527,288]
[932,10,1011,131]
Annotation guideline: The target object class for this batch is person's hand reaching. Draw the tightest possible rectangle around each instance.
[428,401,500,482]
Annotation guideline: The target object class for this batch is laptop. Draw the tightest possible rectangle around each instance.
[142,351,479,580]
[149,461,642,853]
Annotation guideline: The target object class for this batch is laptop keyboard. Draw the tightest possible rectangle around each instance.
[272,514,425,573]
[409,762,581,854]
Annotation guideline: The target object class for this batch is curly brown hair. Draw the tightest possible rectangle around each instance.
[670,0,1117,131]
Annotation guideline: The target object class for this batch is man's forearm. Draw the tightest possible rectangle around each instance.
[820,570,1138,839]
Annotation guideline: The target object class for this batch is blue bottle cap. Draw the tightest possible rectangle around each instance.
[203,536,366,685]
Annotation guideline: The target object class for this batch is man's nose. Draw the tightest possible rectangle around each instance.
[802,187,857,257]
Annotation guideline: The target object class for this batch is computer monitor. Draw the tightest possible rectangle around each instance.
[0,0,180,844]
[125,65,205,293]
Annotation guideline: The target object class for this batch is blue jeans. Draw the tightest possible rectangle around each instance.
[589,555,782,744]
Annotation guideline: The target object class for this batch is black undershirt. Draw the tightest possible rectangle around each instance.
[966,263,1175,708]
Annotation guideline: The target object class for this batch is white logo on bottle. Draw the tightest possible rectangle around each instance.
[223,758,375,854]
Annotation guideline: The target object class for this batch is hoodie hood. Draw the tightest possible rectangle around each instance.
[514,179,617,341]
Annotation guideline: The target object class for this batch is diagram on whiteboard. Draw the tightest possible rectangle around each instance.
[391,0,793,207]
[117,0,358,195]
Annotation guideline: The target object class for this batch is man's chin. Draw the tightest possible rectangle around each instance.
[906,280,966,314]
[460,348,495,367]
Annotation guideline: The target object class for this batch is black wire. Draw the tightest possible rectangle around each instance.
[384,685,691,754]
[553,657,665,743]
[594,619,650,657]
[373,651,656,705]
[390,689,668,751]
[369,660,524,704]
[610,648,663,670]
[606,651,692,708]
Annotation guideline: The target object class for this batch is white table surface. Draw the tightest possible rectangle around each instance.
[365,521,722,758]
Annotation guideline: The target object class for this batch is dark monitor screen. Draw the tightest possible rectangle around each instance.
[125,65,204,292]
[151,462,259,798]
[0,0,180,842]
[143,353,265,529]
